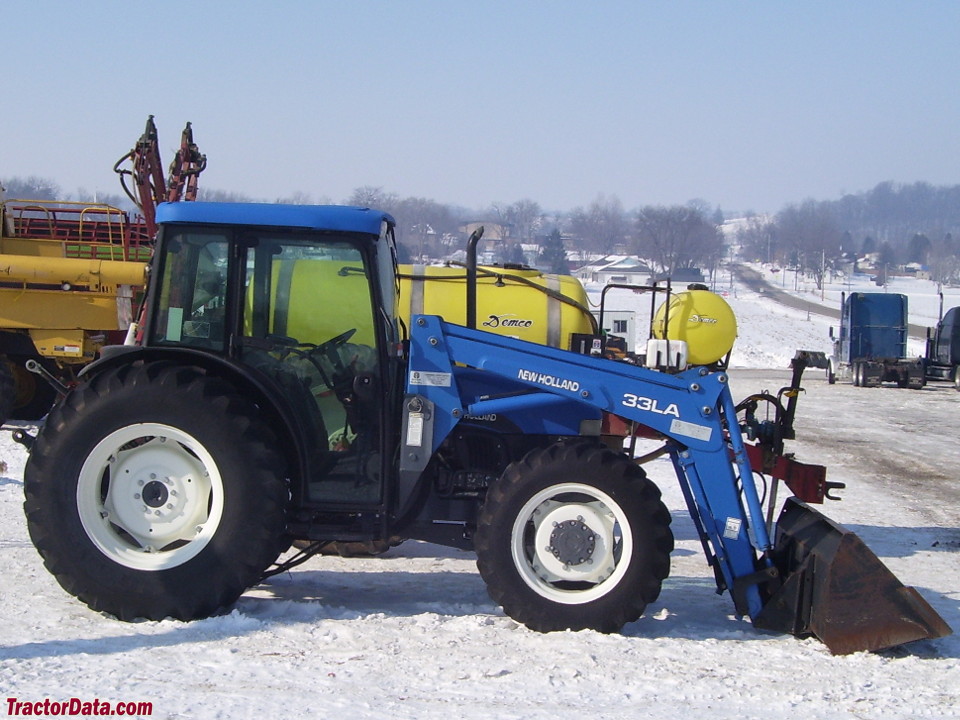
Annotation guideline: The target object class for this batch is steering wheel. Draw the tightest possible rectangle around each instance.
[285,328,357,389]
[261,329,357,385]
[309,328,356,374]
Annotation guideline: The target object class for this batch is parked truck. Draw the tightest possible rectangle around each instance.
[922,303,960,389]
[826,292,925,388]
[19,201,950,655]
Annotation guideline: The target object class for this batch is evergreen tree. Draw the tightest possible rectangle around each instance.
[538,229,569,275]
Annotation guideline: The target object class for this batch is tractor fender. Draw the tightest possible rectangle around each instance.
[75,345,312,501]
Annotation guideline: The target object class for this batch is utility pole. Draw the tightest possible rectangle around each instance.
[821,250,826,301]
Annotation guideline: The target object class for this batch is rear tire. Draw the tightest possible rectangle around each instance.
[475,442,673,633]
[24,362,289,621]
[0,357,13,425]
[0,355,57,422]
[954,366,960,392]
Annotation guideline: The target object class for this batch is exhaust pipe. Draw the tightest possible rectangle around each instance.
[754,498,952,654]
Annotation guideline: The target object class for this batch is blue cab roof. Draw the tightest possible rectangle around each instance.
[156,202,395,236]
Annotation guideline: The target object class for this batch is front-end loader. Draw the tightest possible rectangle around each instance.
[20,202,951,654]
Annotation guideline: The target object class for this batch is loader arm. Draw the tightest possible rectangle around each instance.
[404,315,775,618]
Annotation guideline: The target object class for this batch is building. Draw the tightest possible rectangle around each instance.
[575,255,652,285]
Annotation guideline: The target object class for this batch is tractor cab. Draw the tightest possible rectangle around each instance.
[145,202,401,511]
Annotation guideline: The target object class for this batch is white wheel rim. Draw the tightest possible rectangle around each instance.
[77,423,224,571]
[511,482,633,604]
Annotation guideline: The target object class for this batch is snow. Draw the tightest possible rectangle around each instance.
[2,270,959,719]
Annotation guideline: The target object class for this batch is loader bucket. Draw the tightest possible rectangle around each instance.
[754,497,952,655]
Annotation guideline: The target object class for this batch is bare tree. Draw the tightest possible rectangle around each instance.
[197,188,256,203]
[507,198,542,241]
[348,186,399,212]
[484,202,513,241]
[774,201,844,290]
[930,232,959,285]
[568,195,628,253]
[1,176,61,200]
[394,196,457,260]
[736,215,777,263]
[635,205,723,277]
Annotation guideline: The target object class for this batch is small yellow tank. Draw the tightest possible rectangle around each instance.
[653,289,737,366]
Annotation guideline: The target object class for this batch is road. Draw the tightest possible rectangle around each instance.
[732,264,930,337]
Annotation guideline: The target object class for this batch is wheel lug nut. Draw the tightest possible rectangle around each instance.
[134,493,141,500]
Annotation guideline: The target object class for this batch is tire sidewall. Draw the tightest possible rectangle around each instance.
[24,364,287,619]
[476,443,671,632]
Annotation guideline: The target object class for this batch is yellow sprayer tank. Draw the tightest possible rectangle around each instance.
[259,262,596,352]
[399,264,596,350]
[653,289,737,366]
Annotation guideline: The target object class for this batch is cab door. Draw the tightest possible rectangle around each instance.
[239,232,385,506]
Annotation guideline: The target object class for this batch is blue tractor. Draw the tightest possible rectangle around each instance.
[19,203,951,654]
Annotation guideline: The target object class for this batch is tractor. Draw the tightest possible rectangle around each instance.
[20,202,950,654]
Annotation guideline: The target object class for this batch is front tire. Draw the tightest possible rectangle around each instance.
[24,362,289,621]
[475,442,673,633]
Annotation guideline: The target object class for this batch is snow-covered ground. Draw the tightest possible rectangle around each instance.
[1,271,958,719]
[740,263,960,358]
[766,264,960,328]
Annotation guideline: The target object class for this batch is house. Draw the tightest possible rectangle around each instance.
[574,255,652,285]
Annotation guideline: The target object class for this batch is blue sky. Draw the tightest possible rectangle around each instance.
[5,1,959,214]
